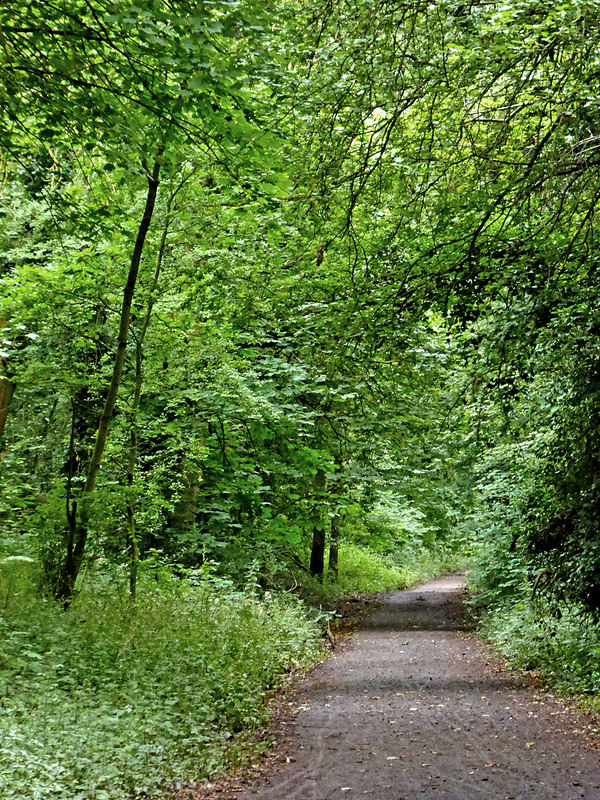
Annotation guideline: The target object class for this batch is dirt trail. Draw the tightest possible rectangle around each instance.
[228,575,600,800]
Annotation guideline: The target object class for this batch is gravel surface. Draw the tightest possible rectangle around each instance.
[197,574,600,800]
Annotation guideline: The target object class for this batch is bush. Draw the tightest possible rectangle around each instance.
[333,543,408,593]
[482,597,600,695]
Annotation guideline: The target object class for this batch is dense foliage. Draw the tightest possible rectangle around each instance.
[2,0,600,794]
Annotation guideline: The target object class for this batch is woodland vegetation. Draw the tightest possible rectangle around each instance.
[1,0,600,797]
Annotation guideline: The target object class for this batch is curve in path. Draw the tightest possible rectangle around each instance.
[233,575,600,800]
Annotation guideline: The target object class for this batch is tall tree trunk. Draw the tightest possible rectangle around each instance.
[309,468,327,579]
[55,155,162,602]
[0,377,14,441]
[0,319,14,444]
[328,513,340,579]
[126,194,172,599]
[124,168,193,600]
[126,344,143,601]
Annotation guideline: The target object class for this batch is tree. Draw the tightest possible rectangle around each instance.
[0,0,279,599]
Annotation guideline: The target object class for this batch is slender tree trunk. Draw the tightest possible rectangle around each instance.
[126,344,143,601]
[0,319,14,444]
[309,468,327,579]
[328,513,340,579]
[0,377,14,441]
[310,524,326,578]
[55,155,162,602]
[124,170,192,600]
[126,208,170,600]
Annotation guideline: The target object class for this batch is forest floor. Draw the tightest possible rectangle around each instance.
[185,575,600,800]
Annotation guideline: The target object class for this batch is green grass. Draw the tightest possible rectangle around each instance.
[0,560,322,800]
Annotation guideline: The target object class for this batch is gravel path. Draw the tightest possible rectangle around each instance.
[229,575,600,800]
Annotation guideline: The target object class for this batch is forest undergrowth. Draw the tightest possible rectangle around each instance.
[468,540,600,709]
[482,601,600,699]
[470,587,600,708]
[0,557,321,800]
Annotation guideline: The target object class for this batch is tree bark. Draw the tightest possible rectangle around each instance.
[55,155,162,602]
[309,468,327,579]
[124,167,194,599]
[0,319,14,443]
[0,377,14,441]
[126,189,174,600]
[328,513,340,579]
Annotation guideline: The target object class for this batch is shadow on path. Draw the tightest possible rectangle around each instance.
[364,575,476,632]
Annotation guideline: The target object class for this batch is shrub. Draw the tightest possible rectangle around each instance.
[482,597,600,695]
